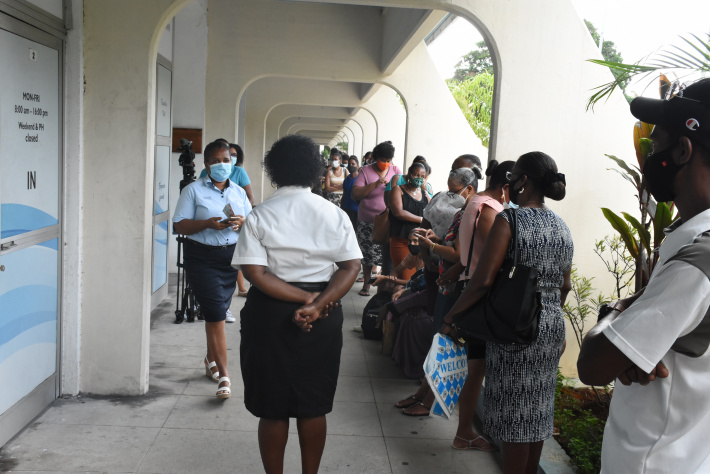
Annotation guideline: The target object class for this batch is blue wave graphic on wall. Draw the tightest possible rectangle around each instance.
[1,203,58,239]
[38,239,58,251]
[0,311,56,347]
[155,202,165,214]
[0,284,57,328]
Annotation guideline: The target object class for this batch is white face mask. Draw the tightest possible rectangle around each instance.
[444,190,467,208]
[332,160,340,168]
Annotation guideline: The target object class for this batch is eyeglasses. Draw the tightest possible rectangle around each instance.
[505,171,520,182]
[230,153,238,157]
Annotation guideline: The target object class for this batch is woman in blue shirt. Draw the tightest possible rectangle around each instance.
[173,140,252,399]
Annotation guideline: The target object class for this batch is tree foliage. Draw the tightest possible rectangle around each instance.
[585,20,629,94]
[447,72,494,148]
[452,41,493,81]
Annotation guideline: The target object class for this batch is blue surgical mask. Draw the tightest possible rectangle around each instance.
[503,201,519,210]
[230,156,237,167]
[209,162,232,182]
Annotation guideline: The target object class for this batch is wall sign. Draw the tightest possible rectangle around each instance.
[156,64,172,138]
[0,29,59,239]
[154,146,170,215]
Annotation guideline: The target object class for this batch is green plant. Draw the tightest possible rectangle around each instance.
[594,234,635,299]
[555,371,606,474]
[447,72,494,147]
[563,267,608,349]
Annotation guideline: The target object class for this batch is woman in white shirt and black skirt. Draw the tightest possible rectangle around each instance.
[233,135,362,474]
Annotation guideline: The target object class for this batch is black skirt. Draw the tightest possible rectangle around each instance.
[240,286,343,419]
[182,239,238,322]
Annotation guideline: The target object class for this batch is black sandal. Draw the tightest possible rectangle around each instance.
[401,402,431,417]
[394,395,421,409]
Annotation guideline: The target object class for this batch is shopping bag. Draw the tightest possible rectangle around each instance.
[423,333,467,419]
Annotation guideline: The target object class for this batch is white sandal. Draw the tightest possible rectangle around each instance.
[204,357,219,382]
[216,377,231,399]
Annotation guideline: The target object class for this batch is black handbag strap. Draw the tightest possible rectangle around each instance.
[506,208,520,277]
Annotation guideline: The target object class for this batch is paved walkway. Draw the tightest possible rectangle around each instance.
[0,279,504,473]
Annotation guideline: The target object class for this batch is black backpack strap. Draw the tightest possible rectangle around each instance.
[666,232,710,357]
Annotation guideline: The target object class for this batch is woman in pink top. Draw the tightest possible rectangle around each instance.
[439,160,515,451]
[351,141,403,296]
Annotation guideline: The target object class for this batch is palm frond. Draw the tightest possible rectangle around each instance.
[587,33,710,111]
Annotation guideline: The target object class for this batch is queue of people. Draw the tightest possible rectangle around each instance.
[328,139,572,474]
[169,77,710,474]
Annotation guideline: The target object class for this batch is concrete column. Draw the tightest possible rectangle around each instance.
[167,0,209,273]
[80,0,188,394]
[60,0,85,396]
[353,108,378,155]
[360,86,407,171]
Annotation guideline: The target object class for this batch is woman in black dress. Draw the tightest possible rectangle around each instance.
[233,135,362,474]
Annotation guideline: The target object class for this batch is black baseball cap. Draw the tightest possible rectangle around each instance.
[630,78,710,150]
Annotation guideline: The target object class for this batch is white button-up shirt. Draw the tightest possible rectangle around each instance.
[232,186,362,282]
[601,208,710,474]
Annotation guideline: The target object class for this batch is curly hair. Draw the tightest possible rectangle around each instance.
[372,141,395,160]
[264,135,323,188]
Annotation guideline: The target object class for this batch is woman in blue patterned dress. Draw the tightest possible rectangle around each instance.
[441,151,573,474]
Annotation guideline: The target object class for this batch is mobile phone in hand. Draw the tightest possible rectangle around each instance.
[369,276,377,284]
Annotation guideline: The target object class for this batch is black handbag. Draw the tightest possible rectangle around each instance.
[453,208,542,345]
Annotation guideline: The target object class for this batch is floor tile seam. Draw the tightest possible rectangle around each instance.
[130,424,164,474]
[27,421,170,429]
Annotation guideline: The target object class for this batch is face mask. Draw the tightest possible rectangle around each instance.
[332,160,340,168]
[230,157,237,167]
[642,142,685,202]
[411,176,425,188]
[503,201,519,210]
[347,165,358,174]
[408,244,420,255]
[209,162,232,182]
[509,177,524,205]
[376,160,391,172]
[445,189,467,208]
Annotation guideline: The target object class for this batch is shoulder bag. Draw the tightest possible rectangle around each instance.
[452,208,542,345]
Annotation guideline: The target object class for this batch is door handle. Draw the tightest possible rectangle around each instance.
[0,241,17,251]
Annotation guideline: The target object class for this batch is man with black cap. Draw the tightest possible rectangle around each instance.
[578,78,710,473]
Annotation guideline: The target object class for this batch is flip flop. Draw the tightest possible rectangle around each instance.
[394,395,421,409]
[401,402,430,417]
[452,435,497,452]
[359,289,370,297]
[356,277,365,283]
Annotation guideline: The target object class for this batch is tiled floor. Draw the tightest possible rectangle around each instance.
[0,280,509,473]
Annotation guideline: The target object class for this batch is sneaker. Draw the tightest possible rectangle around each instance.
[225,308,236,323]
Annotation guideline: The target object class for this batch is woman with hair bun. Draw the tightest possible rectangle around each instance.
[441,151,573,474]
